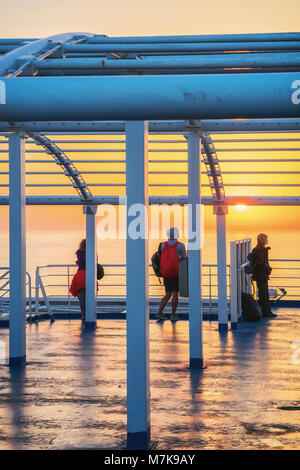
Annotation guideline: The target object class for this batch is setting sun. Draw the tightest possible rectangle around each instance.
[235,205,247,211]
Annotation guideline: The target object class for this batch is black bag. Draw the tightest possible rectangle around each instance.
[241,292,261,322]
[97,263,104,280]
[245,253,254,274]
[151,242,163,283]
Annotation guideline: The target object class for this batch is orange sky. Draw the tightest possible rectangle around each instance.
[1,0,300,38]
[0,131,300,232]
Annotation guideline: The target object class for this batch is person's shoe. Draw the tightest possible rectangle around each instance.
[170,314,180,321]
[156,312,166,321]
[262,312,277,318]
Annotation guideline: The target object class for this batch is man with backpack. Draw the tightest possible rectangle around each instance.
[252,233,277,318]
[155,227,187,321]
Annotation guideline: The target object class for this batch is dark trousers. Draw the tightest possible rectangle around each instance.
[77,288,86,320]
[256,277,271,316]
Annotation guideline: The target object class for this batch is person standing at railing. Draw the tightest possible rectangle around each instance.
[252,233,277,318]
[69,239,87,321]
[156,227,187,322]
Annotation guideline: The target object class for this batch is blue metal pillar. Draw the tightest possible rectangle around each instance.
[215,205,228,332]
[84,205,97,327]
[187,132,203,368]
[126,121,150,448]
[9,134,26,367]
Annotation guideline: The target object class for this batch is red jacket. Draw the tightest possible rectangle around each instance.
[69,269,86,297]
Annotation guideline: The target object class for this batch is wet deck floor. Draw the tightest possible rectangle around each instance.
[0,308,300,450]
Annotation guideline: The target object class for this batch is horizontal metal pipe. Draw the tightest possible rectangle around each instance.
[0,159,185,163]
[36,52,300,70]
[215,171,300,174]
[0,159,126,163]
[2,137,295,144]
[1,195,300,205]
[36,67,300,77]
[64,42,300,53]
[87,33,300,44]
[16,137,300,143]
[1,158,300,164]
[0,182,298,187]
[270,259,300,262]
[212,147,300,151]
[0,39,36,45]
[2,33,300,47]
[0,148,185,153]
[1,170,300,175]
[217,159,300,162]
[4,146,300,153]
[0,45,17,53]
[28,139,184,144]
[1,119,300,133]
[1,74,300,121]
[212,138,300,143]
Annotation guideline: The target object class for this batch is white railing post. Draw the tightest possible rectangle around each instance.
[38,271,54,322]
[237,242,242,317]
[34,267,40,317]
[26,272,32,320]
[247,239,252,294]
[84,205,97,327]
[241,239,246,292]
[126,121,150,448]
[230,241,238,329]
[215,205,228,332]
[9,133,26,367]
[187,132,203,368]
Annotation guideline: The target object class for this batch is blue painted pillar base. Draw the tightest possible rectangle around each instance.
[190,357,204,369]
[82,321,97,330]
[231,322,238,330]
[218,323,228,333]
[9,356,26,367]
[127,427,150,449]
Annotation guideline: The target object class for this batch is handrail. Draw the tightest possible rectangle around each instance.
[0,269,32,317]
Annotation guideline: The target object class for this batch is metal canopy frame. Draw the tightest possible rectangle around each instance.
[1,31,300,448]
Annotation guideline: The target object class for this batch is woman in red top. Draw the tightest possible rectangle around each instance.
[70,239,87,320]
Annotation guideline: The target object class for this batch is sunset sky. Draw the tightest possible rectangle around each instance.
[0,0,299,233]
[1,0,300,38]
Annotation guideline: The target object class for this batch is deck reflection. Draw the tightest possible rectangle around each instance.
[0,308,299,449]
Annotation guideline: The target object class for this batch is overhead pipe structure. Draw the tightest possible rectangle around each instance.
[0,74,300,121]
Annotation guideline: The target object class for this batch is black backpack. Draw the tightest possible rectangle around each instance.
[97,263,104,280]
[241,292,261,322]
[245,252,254,274]
[151,243,163,283]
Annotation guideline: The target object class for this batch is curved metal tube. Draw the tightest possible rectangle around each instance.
[201,134,225,201]
[26,132,93,201]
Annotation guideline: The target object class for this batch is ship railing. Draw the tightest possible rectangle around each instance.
[0,267,32,317]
